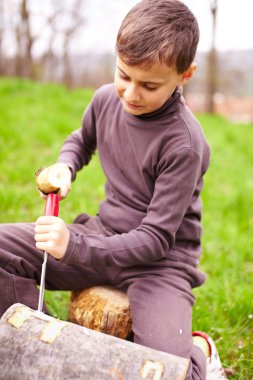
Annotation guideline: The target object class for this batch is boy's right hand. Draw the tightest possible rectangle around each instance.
[36,163,72,201]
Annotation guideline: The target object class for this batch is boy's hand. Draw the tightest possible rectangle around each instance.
[36,163,72,200]
[35,216,70,260]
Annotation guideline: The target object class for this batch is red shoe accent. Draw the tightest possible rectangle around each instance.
[192,331,212,360]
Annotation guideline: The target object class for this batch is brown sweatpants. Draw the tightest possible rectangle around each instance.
[0,214,206,379]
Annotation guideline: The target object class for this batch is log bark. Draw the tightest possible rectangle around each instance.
[68,286,132,339]
[0,303,188,380]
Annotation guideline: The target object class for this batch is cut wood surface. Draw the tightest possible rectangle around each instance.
[0,303,189,380]
[68,286,132,339]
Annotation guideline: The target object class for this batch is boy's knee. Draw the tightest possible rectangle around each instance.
[134,327,192,359]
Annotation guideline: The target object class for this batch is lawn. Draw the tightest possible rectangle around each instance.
[0,78,252,379]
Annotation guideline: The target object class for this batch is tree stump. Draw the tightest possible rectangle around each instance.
[68,286,132,339]
[0,303,189,380]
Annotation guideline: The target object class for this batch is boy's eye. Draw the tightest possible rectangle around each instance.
[119,72,130,81]
[143,84,159,91]
[117,70,159,91]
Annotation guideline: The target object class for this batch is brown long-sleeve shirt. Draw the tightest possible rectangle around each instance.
[59,84,210,268]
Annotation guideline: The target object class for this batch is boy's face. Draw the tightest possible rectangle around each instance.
[114,56,193,116]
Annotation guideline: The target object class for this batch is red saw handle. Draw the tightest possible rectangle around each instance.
[44,193,59,217]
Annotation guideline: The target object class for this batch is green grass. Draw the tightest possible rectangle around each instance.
[0,78,252,378]
[193,115,253,378]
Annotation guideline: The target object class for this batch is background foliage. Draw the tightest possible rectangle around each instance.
[0,78,252,379]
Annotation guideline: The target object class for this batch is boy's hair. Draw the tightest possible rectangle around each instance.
[116,0,199,74]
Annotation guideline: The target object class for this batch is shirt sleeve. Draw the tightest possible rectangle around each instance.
[58,99,97,180]
[60,146,203,267]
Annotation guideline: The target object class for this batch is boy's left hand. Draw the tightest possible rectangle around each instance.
[35,216,70,260]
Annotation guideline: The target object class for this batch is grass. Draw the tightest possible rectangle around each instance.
[0,78,252,378]
[194,115,253,379]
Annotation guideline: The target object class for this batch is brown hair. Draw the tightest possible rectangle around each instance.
[116,0,199,74]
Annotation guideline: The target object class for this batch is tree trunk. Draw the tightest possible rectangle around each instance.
[15,0,34,78]
[68,286,132,339]
[206,0,218,113]
[0,303,188,380]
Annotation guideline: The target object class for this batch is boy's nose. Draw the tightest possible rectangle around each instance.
[124,84,141,103]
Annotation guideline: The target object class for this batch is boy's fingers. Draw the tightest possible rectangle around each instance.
[35,224,49,234]
[36,216,58,225]
[34,233,49,242]
[34,216,68,260]
[35,241,51,251]
[58,185,71,200]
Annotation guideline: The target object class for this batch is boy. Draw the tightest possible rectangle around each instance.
[0,1,227,379]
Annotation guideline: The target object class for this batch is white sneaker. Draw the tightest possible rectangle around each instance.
[193,331,228,380]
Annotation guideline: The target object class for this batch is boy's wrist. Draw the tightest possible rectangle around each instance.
[59,230,80,265]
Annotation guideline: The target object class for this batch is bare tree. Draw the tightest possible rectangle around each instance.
[62,0,86,87]
[41,0,86,87]
[0,0,4,74]
[15,0,36,77]
[0,0,111,88]
[206,0,218,113]
[40,2,64,83]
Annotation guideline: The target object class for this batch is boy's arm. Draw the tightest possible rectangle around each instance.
[37,95,97,202]
[58,101,97,181]
[60,147,206,267]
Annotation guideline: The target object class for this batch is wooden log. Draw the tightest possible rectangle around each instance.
[68,286,132,339]
[0,303,189,380]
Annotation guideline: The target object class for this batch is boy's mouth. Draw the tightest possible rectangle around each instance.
[124,100,143,110]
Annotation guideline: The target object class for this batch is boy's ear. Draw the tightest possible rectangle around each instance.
[179,63,197,86]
